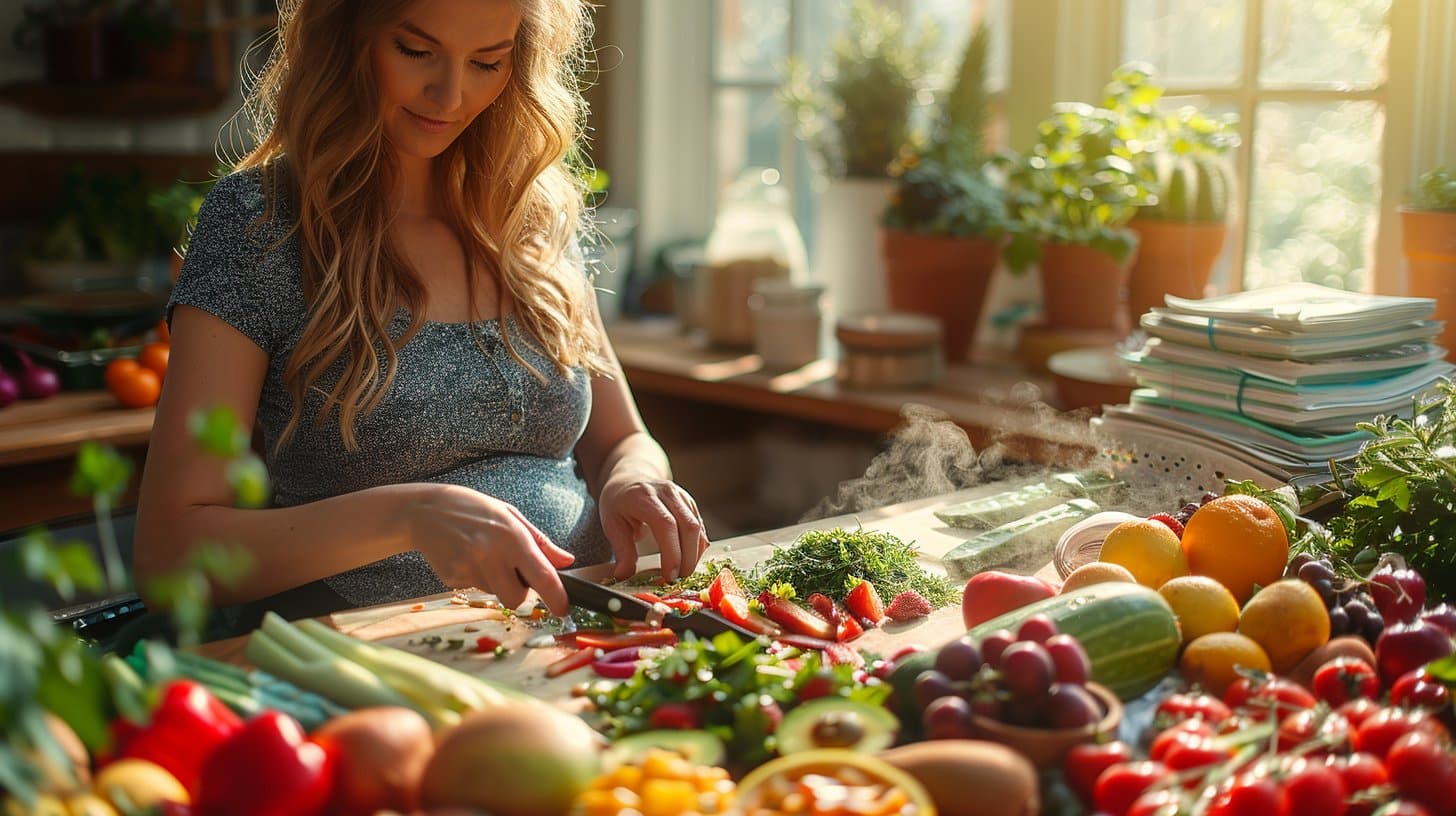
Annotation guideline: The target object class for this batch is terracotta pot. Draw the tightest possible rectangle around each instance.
[1401,207,1456,354]
[879,228,1002,362]
[1038,241,1135,332]
[1127,219,1226,324]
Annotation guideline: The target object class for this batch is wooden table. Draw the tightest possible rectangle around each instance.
[0,392,153,530]
[196,481,1069,703]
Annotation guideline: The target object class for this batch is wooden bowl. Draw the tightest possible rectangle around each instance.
[968,682,1123,770]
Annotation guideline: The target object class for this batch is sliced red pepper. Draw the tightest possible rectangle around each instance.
[116,679,243,797]
[573,628,678,651]
[836,611,865,642]
[719,595,782,637]
[757,592,835,641]
[706,567,744,609]
[843,579,886,626]
[660,597,704,614]
[474,636,502,654]
[197,710,332,816]
[545,646,598,678]
[633,591,666,605]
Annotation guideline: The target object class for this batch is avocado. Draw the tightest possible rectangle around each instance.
[603,730,726,771]
[776,698,899,756]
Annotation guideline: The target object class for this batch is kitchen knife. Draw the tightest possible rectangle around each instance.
[558,571,756,639]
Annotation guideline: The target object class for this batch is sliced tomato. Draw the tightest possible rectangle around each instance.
[707,567,745,608]
[719,595,781,637]
[573,628,678,651]
[757,593,835,640]
[544,646,597,678]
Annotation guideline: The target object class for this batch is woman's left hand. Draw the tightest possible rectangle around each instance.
[598,477,708,582]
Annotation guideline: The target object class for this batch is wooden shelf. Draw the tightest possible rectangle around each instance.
[0,79,231,121]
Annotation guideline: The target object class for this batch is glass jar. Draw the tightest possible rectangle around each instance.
[749,279,824,371]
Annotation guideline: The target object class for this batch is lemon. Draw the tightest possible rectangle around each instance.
[1179,632,1272,697]
[1238,579,1331,674]
[1060,562,1138,594]
[1097,519,1189,589]
[1160,575,1241,644]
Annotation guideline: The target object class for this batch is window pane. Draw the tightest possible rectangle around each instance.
[1123,0,1246,87]
[1259,0,1390,90]
[715,88,787,197]
[1245,101,1384,292]
[715,0,789,81]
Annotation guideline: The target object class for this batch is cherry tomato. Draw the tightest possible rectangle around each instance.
[138,341,170,382]
[1150,719,1216,762]
[1163,735,1227,781]
[1312,656,1382,707]
[1213,772,1283,816]
[1352,708,1450,760]
[1338,698,1384,730]
[1390,669,1451,712]
[1126,788,1185,816]
[1233,676,1317,721]
[1377,803,1434,816]
[1063,741,1134,808]
[1386,731,1456,816]
[1323,752,1389,816]
[1277,708,1351,753]
[1280,757,1348,816]
[1155,691,1233,726]
[1093,761,1169,816]
[106,360,162,408]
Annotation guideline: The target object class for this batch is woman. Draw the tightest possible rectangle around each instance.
[133,0,707,621]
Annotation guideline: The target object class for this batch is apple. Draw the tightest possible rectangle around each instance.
[962,571,1056,628]
[1375,619,1455,685]
[1369,566,1427,624]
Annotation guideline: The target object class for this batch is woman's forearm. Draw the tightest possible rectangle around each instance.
[134,482,430,607]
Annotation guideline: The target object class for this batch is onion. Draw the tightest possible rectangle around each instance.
[14,350,60,400]
[0,367,17,408]
[592,647,644,679]
[312,706,435,816]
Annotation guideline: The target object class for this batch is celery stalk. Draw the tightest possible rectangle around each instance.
[245,617,421,715]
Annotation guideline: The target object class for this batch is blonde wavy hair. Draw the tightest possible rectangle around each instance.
[229,0,607,451]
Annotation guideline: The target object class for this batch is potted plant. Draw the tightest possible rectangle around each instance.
[1401,167,1456,353]
[878,22,1007,362]
[12,0,117,84]
[1114,66,1241,322]
[780,0,935,321]
[999,72,1158,333]
[23,166,175,292]
[120,0,203,84]
[149,167,225,285]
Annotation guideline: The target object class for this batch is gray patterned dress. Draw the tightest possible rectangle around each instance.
[168,168,611,619]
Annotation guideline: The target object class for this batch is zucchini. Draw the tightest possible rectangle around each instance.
[940,498,1100,581]
[934,471,1123,530]
[889,583,1179,719]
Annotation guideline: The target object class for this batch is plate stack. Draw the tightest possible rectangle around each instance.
[1095,282,1455,484]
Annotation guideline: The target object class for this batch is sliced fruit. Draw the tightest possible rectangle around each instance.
[776,698,899,755]
[736,750,936,816]
[757,592,835,640]
[844,579,886,625]
[706,567,745,609]
[603,730,727,772]
[719,595,781,637]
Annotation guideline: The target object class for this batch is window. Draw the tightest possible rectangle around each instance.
[1123,0,1392,293]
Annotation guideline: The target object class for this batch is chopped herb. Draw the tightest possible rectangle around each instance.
[445,638,464,651]
[753,527,960,608]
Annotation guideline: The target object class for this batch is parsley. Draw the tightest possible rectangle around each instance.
[753,527,960,608]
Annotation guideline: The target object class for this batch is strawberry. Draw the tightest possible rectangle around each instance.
[757,592,836,641]
[885,590,932,622]
[836,609,865,642]
[823,642,864,669]
[706,567,744,608]
[807,593,839,624]
[843,579,886,625]
[1147,513,1185,538]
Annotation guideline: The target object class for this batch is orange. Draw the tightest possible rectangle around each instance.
[108,365,161,409]
[1060,562,1138,594]
[1159,575,1240,644]
[1238,579,1331,674]
[103,358,142,393]
[1179,632,1272,697]
[1180,495,1288,605]
[1097,519,1189,589]
[138,342,170,382]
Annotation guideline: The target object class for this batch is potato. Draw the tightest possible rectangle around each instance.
[1288,636,1378,690]
[879,739,1039,816]
[313,707,435,816]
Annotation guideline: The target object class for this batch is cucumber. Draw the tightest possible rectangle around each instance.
[889,583,1179,719]
[940,498,1100,581]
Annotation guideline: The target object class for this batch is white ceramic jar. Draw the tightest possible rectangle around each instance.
[749,279,824,371]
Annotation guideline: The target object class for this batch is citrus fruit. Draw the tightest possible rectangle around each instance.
[1060,562,1138,594]
[1180,495,1288,604]
[1097,519,1189,589]
[1238,579,1331,674]
[138,342,170,382]
[1179,632,1272,697]
[1159,575,1240,644]
[107,363,162,409]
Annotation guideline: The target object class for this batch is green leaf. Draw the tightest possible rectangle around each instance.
[1426,653,1456,684]
[69,441,131,500]
[1376,477,1413,512]
[188,405,250,457]
[226,454,271,509]
[16,532,102,602]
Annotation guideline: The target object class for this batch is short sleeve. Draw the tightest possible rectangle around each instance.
[168,170,298,356]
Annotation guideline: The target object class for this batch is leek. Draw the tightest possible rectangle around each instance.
[246,614,421,717]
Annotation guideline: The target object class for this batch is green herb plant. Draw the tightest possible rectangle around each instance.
[1323,381,1456,599]
[1413,167,1456,212]
[1,407,264,805]
[753,527,960,608]
[586,631,889,771]
[780,0,936,179]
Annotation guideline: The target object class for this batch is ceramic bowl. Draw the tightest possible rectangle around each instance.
[969,682,1123,770]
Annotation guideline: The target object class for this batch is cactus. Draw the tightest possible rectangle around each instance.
[1145,151,1234,223]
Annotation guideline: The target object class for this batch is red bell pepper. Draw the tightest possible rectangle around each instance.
[115,680,243,797]
[196,710,332,816]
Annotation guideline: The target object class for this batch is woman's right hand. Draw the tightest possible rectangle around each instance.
[404,484,575,615]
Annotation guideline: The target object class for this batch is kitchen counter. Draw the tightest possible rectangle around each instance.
[194,480,1068,703]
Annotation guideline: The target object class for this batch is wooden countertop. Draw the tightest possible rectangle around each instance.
[0,391,153,468]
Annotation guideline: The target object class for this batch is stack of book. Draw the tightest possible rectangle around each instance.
[1097,283,1454,482]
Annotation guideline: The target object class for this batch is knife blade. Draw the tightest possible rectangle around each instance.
[558,572,754,639]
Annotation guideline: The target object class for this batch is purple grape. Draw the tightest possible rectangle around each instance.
[912,669,954,712]
[933,638,984,682]
[999,641,1055,702]
[1328,605,1349,637]
[1363,611,1385,644]
[1045,634,1091,686]
[1046,683,1102,729]
[1344,600,1370,629]
[1016,614,1059,645]
[922,695,975,740]
[980,629,1017,669]
[1298,560,1335,584]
